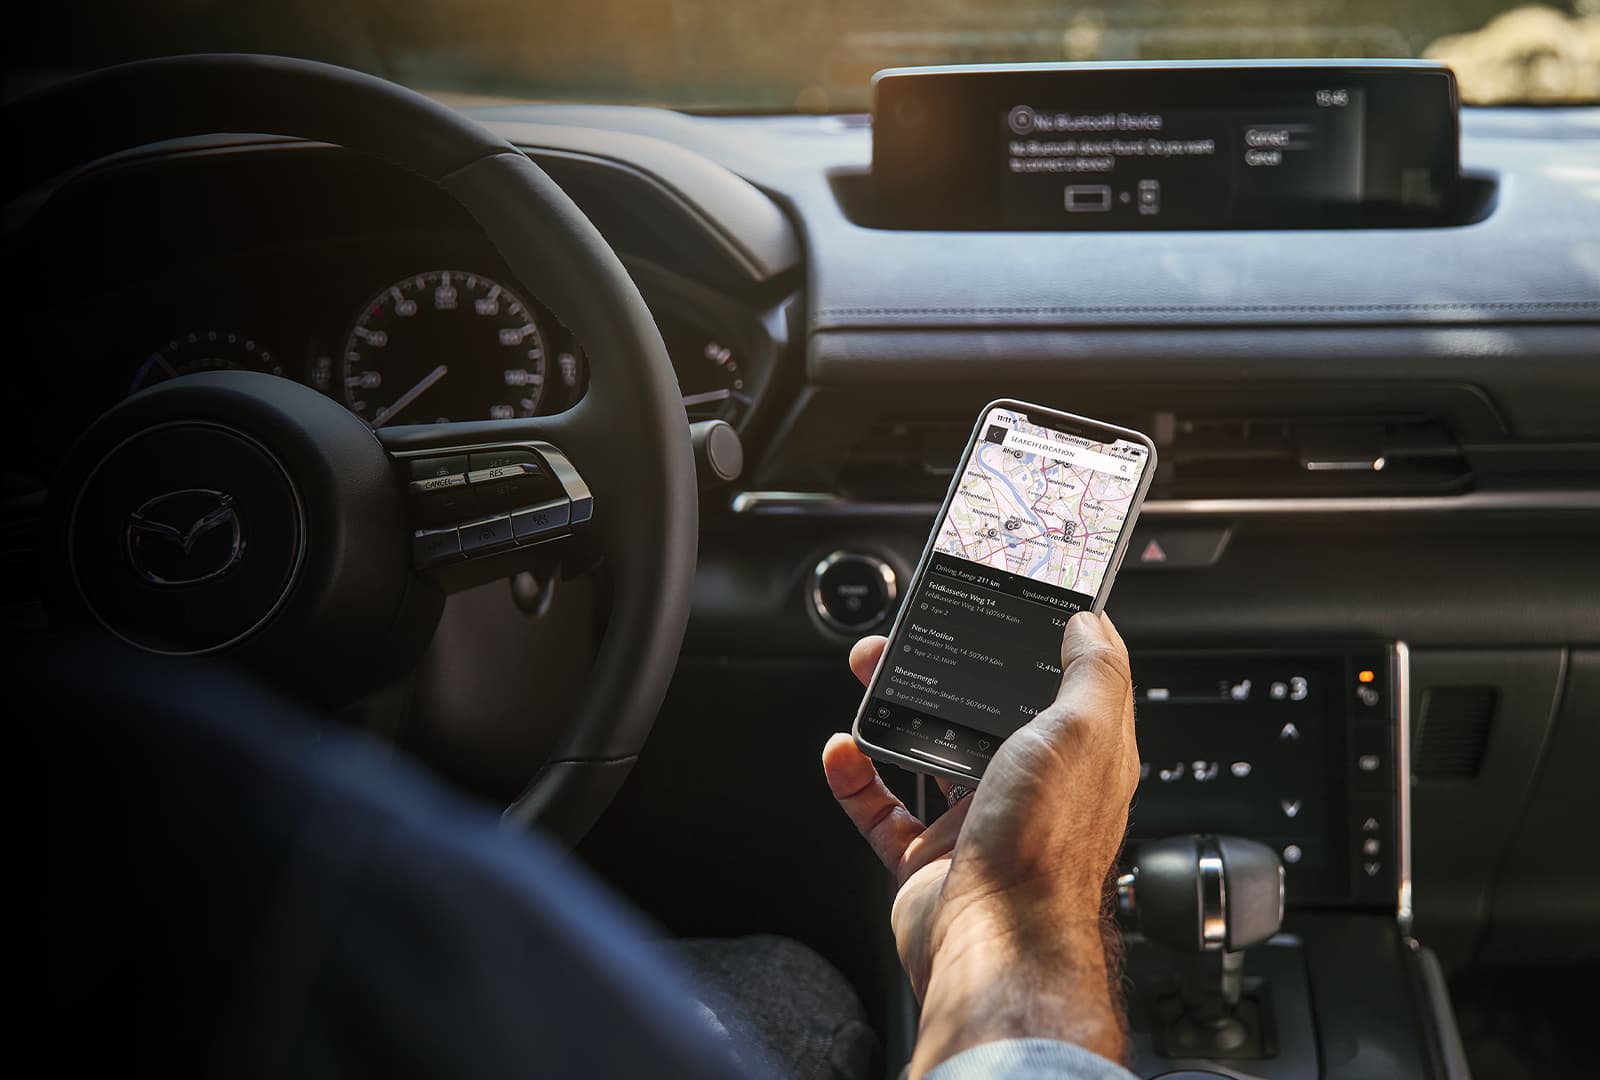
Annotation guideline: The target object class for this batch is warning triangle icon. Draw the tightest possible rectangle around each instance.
[1141,538,1168,563]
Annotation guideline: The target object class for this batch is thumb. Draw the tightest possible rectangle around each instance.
[1040,610,1135,735]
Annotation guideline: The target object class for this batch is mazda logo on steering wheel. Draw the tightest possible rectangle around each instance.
[125,488,246,586]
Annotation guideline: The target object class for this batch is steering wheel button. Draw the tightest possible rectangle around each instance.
[413,526,464,568]
[407,454,470,481]
[512,498,571,543]
[470,466,554,513]
[409,473,469,495]
[411,484,478,527]
[466,463,540,485]
[459,514,515,555]
[469,448,541,472]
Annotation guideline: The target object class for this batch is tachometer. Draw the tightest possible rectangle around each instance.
[130,330,283,394]
[342,270,548,427]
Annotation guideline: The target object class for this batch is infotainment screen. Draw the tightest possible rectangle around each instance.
[871,62,1461,229]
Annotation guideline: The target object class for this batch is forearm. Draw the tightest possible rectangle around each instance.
[909,911,1128,1078]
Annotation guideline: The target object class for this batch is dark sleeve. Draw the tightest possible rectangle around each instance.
[31,637,751,1080]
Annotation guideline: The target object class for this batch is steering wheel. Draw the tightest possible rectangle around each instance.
[3,55,698,842]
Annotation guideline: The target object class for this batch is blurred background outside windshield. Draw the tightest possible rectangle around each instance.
[9,1,1599,108]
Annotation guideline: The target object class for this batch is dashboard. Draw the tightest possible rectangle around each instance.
[5,144,780,493]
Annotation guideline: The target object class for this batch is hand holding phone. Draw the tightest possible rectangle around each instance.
[824,610,1141,1068]
[852,399,1156,782]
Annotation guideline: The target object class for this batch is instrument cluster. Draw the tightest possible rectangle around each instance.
[9,145,778,504]
[107,258,759,432]
[123,266,588,428]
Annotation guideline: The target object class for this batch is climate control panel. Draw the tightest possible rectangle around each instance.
[1124,643,1409,915]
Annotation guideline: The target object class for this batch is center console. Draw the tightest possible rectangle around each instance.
[689,515,1489,1080]
[1107,642,1464,1079]
[1126,643,1408,917]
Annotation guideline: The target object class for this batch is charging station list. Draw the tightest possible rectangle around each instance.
[866,553,1086,752]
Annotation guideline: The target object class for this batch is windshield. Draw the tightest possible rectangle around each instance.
[12,1,1600,109]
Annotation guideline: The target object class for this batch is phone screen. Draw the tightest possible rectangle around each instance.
[857,403,1154,778]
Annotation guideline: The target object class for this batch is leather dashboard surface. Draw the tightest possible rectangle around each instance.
[477,104,1600,330]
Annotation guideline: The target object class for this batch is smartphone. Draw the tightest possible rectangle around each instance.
[853,399,1157,782]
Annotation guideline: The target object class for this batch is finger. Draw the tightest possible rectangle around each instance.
[900,791,972,882]
[1097,609,1129,656]
[849,636,888,688]
[1087,611,1135,713]
[1027,611,1135,754]
[1048,611,1141,795]
[1098,610,1138,731]
[1054,610,1133,708]
[822,732,925,872]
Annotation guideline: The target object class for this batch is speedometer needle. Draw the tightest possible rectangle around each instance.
[372,364,449,429]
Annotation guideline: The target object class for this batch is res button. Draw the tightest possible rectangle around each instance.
[467,449,553,512]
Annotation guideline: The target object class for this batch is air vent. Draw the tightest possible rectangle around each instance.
[836,418,975,501]
[1162,413,1469,497]
[1414,687,1497,778]
[831,411,1470,502]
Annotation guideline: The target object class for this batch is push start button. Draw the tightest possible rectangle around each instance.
[812,551,897,632]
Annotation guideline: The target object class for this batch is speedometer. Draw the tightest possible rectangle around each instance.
[342,270,548,427]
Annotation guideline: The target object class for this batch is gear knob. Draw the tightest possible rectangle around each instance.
[1119,835,1284,954]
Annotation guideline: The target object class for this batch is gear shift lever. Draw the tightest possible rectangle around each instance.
[1117,835,1284,1055]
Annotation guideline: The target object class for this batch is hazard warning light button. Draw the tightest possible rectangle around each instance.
[1124,527,1232,570]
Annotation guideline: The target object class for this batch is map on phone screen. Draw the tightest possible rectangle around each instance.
[934,407,1147,599]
